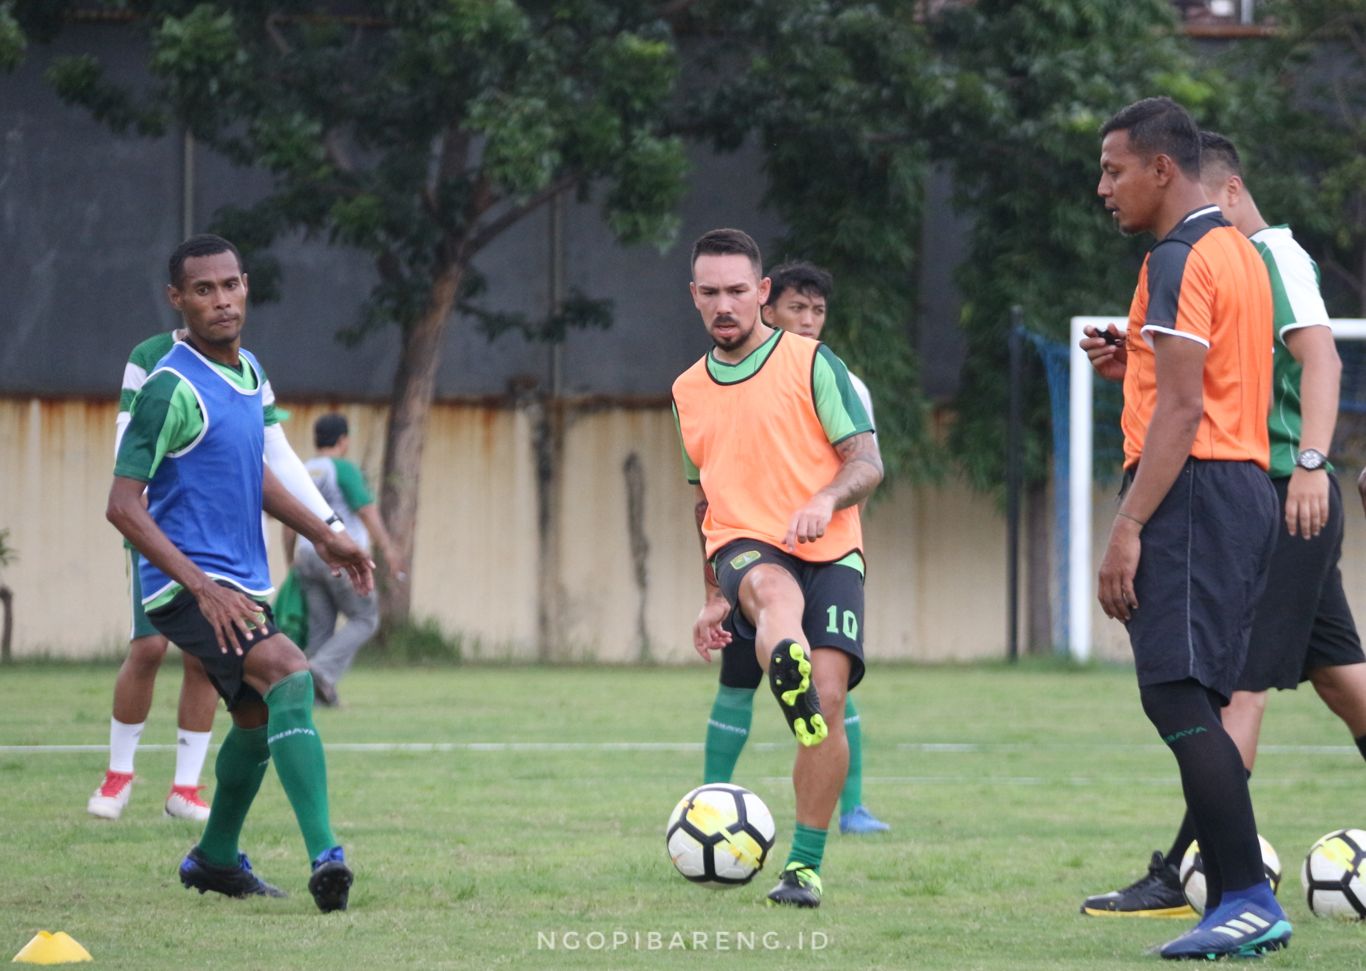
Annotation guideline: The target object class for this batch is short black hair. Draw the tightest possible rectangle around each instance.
[691,228,763,279]
[168,234,243,288]
[1199,130,1242,178]
[314,413,349,449]
[1100,97,1201,177]
[766,261,833,307]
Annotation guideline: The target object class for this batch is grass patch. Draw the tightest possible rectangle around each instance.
[366,616,464,666]
[3,663,1366,969]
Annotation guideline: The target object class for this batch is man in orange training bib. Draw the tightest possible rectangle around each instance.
[672,228,882,908]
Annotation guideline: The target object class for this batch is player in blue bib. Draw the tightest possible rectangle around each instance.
[108,235,373,913]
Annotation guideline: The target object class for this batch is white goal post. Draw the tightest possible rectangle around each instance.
[1067,315,1366,662]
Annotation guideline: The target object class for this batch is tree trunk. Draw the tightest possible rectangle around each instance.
[0,584,11,663]
[1025,480,1053,655]
[378,261,464,627]
[530,394,566,662]
[623,451,651,662]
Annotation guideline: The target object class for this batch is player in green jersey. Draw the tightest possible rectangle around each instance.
[284,413,405,706]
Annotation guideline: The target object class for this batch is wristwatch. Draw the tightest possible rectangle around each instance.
[1295,448,1327,471]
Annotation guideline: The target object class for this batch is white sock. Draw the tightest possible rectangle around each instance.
[108,718,144,775]
[174,729,213,788]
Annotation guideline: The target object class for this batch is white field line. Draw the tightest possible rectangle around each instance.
[0,741,1355,755]
[898,742,1359,755]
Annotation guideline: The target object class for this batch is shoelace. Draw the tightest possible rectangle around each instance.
[170,785,208,804]
[99,773,133,796]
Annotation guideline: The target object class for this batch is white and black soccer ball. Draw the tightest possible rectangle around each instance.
[1300,828,1366,920]
[1180,835,1282,914]
[665,783,776,887]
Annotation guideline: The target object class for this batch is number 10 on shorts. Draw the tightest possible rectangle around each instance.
[826,605,858,639]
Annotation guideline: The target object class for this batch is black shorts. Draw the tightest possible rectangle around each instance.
[1239,475,1365,692]
[712,538,866,690]
[718,614,765,690]
[146,581,281,711]
[1124,459,1278,703]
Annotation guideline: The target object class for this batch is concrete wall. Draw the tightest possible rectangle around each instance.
[11,396,1359,665]
[0,396,1043,663]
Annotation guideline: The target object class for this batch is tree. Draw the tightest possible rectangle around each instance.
[920,0,1221,649]
[12,0,689,621]
[681,0,943,486]
[1228,0,1366,317]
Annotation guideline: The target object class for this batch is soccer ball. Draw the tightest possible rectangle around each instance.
[1300,828,1366,920]
[1179,835,1281,914]
[665,783,776,887]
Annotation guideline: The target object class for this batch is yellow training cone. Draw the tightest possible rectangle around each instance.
[12,931,92,964]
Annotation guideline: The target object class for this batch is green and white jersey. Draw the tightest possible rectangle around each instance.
[118,330,282,436]
[300,457,375,554]
[119,331,178,416]
[848,371,875,430]
[671,328,873,483]
[1251,226,1333,479]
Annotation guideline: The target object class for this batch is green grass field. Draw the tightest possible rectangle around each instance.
[3,660,1366,969]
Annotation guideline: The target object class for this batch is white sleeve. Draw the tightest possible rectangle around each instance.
[263,423,336,521]
[115,410,132,460]
[1273,245,1331,338]
[850,372,875,430]
[116,360,149,459]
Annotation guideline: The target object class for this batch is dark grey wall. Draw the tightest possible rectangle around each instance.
[0,23,964,403]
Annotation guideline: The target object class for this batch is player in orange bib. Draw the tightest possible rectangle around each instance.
[672,228,883,907]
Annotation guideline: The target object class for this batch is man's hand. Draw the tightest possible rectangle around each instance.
[1081,325,1128,383]
[693,596,733,661]
[1285,467,1329,539]
[382,543,409,583]
[1097,516,1142,622]
[190,580,270,656]
[783,493,836,552]
[315,531,376,597]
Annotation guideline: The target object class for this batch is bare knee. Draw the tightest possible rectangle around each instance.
[123,635,169,675]
[811,653,850,725]
[1226,690,1267,718]
[181,652,212,682]
[1309,666,1347,703]
[242,634,309,695]
[739,566,803,630]
[1309,663,1366,735]
[231,700,268,730]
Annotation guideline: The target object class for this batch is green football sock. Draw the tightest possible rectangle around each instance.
[265,671,337,861]
[704,685,756,783]
[197,723,270,867]
[839,695,863,815]
[786,822,828,873]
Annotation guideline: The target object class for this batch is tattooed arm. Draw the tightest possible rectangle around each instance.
[782,431,883,551]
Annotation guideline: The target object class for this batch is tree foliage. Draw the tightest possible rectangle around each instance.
[683,0,942,485]
[923,0,1222,493]
[10,0,692,619]
[0,2,26,71]
[8,0,1365,513]
[1227,0,1366,317]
